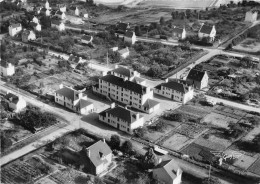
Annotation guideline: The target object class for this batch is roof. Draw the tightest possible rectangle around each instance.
[125,31,134,37]
[186,69,207,82]
[100,75,148,95]
[111,67,132,77]
[55,86,78,101]
[81,35,92,41]
[56,10,63,15]
[117,22,128,31]
[5,93,19,104]
[0,61,11,68]
[10,23,21,29]
[143,99,160,109]
[69,6,78,10]
[75,99,93,109]
[99,106,142,124]
[199,24,214,34]
[51,19,62,25]
[133,76,145,83]
[22,29,31,36]
[41,7,48,12]
[118,47,129,55]
[155,80,190,93]
[68,55,81,63]
[29,22,38,27]
[172,27,184,34]
[86,140,112,167]
[154,159,182,180]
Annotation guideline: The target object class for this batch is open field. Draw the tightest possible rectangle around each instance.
[248,158,260,175]
[161,133,192,151]
[233,38,260,53]
[202,112,238,129]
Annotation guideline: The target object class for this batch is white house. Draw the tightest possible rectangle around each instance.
[172,27,186,40]
[8,23,22,37]
[55,84,94,115]
[92,74,160,113]
[21,29,36,42]
[198,24,216,42]
[32,16,39,24]
[59,6,66,13]
[51,20,65,31]
[55,10,66,20]
[81,35,93,44]
[99,103,144,134]
[245,11,258,22]
[29,22,41,31]
[45,0,50,9]
[4,92,27,112]
[153,159,183,184]
[118,47,129,59]
[40,7,50,16]
[124,31,137,45]
[70,6,79,16]
[0,61,15,76]
[110,47,118,51]
[154,79,194,104]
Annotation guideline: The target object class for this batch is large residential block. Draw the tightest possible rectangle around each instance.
[93,74,160,113]
[154,79,194,104]
[55,84,93,114]
[99,103,144,134]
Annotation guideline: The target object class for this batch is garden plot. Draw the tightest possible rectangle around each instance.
[203,133,233,149]
[202,112,238,129]
[174,124,208,139]
[161,133,192,151]
[248,158,260,175]
[233,38,260,53]
[194,137,227,151]
[224,149,257,170]
[177,105,210,118]
[181,143,213,162]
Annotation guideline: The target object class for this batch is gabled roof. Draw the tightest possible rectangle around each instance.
[117,22,128,31]
[55,86,78,101]
[5,93,19,104]
[100,75,148,95]
[29,22,38,27]
[56,10,63,15]
[172,27,184,34]
[199,24,214,34]
[86,140,112,167]
[10,23,21,29]
[75,99,93,109]
[155,80,190,93]
[81,35,92,41]
[125,31,134,37]
[143,99,160,109]
[154,159,182,180]
[118,47,129,55]
[186,69,207,82]
[111,67,132,77]
[69,6,78,11]
[99,106,142,123]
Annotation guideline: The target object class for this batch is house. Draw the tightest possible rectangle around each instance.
[55,84,94,114]
[198,24,216,42]
[118,47,129,59]
[21,29,36,42]
[109,65,140,81]
[4,92,27,112]
[79,140,112,175]
[172,27,186,40]
[51,20,65,31]
[245,11,258,22]
[8,23,22,37]
[55,10,66,19]
[29,22,41,31]
[115,22,130,34]
[32,16,39,24]
[68,54,83,63]
[92,74,160,113]
[59,6,66,12]
[124,31,137,45]
[81,35,93,44]
[0,61,15,76]
[110,47,118,51]
[186,69,209,90]
[70,6,79,16]
[40,7,50,16]
[45,0,50,9]
[99,103,144,134]
[153,159,183,184]
[154,79,194,104]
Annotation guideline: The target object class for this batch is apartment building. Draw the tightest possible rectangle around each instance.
[154,79,194,104]
[99,103,144,134]
[55,84,93,114]
[93,74,160,113]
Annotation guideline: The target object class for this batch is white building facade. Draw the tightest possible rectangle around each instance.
[9,23,22,37]
[0,62,15,76]
[245,11,258,22]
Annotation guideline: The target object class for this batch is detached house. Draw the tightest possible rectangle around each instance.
[99,103,144,134]
[55,84,94,114]
[9,23,22,37]
[81,35,93,44]
[154,79,194,104]
[153,159,183,184]
[198,24,216,42]
[172,27,186,40]
[70,6,79,16]
[55,10,66,20]
[118,47,129,59]
[245,10,258,22]
[186,69,209,90]
[93,74,160,113]
[21,29,36,42]
[32,16,39,24]
[115,22,130,34]
[45,0,50,9]
[79,140,112,175]
[4,92,27,112]
[40,7,50,16]
[51,20,65,31]
[30,22,41,31]
[68,54,83,63]
[0,61,15,76]
[124,31,137,45]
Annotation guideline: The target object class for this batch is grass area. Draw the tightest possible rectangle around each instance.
[161,133,192,151]
[202,112,238,129]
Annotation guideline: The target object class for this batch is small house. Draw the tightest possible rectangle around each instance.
[55,10,66,20]
[59,6,66,13]
[115,22,130,34]
[245,10,258,23]
[21,29,36,42]
[4,92,27,112]
[45,0,50,9]
[32,16,39,24]
[81,35,93,44]
[70,6,79,16]
[30,22,41,31]
[0,61,15,76]
[118,47,129,59]
[124,31,137,45]
[68,54,83,63]
[186,69,209,90]
[172,27,186,40]
[198,24,216,42]
[9,23,22,37]
[51,20,65,31]
[40,7,50,16]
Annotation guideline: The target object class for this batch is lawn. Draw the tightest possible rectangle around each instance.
[233,38,260,53]
[202,132,233,149]
[194,137,227,151]
[202,112,238,129]
[248,158,260,175]
[177,105,210,118]
[161,133,192,151]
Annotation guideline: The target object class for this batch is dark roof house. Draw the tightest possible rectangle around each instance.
[186,69,208,89]
[155,80,190,93]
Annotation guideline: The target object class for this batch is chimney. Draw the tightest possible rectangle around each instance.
[136,113,139,120]
[110,102,115,109]
[59,83,63,89]
[102,138,106,143]
[86,148,90,157]
[165,78,169,83]
[158,158,162,164]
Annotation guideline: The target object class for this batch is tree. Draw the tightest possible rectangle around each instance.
[159,17,165,25]
[1,133,12,151]
[110,135,120,150]
[135,127,147,138]
[121,140,133,154]
[147,64,163,78]
[155,121,167,131]
[202,177,221,184]
[142,148,158,169]
[135,25,141,36]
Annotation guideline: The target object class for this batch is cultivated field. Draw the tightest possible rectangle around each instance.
[161,133,192,151]
[202,112,238,129]
[233,38,260,53]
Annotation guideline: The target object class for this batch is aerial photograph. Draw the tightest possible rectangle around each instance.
[0,0,260,183]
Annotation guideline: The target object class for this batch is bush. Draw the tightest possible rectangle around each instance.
[202,177,221,184]
[109,135,120,150]
[163,113,187,122]
[135,127,147,138]
[155,121,167,131]
[121,140,133,154]
[1,133,13,151]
